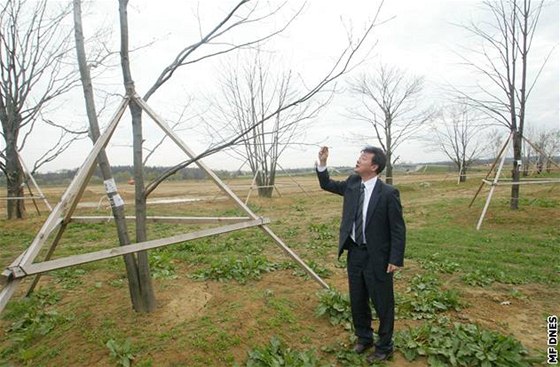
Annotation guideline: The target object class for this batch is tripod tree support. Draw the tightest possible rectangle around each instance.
[1,94,329,314]
[470,131,560,230]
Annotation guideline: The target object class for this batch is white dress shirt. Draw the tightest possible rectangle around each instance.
[354,176,377,243]
[316,163,377,244]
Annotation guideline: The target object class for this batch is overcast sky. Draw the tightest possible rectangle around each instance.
[19,0,560,173]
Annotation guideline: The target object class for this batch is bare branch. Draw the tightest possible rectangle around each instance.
[144,5,383,196]
[143,1,304,101]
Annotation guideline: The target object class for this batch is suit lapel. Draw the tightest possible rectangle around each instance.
[365,179,382,227]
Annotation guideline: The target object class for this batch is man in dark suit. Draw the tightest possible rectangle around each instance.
[316,145,406,362]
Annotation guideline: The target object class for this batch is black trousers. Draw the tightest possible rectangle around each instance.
[346,241,394,351]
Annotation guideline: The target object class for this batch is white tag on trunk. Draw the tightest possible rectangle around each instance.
[111,194,124,208]
[104,178,118,194]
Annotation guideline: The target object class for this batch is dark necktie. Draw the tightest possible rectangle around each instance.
[355,183,365,245]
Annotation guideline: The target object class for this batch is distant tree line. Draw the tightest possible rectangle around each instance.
[0,166,247,186]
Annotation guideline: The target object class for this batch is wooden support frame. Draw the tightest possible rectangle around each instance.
[6,219,269,278]
[1,94,328,314]
[244,169,282,204]
[470,131,560,230]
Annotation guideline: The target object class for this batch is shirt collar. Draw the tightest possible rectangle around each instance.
[362,176,377,191]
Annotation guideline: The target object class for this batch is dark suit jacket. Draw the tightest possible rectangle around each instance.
[317,168,406,280]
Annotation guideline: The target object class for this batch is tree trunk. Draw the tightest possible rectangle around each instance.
[385,162,393,185]
[73,0,145,311]
[256,170,275,198]
[459,164,467,183]
[510,131,522,210]
[5,141,26,219]
[119,0,156,312]
[385,148,393,185]
[131,99,156,312]
[385,115,393,185]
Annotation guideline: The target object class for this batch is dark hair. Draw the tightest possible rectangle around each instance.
[362,146,386,174]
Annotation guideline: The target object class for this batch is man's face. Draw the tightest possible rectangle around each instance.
[354,151,377,177]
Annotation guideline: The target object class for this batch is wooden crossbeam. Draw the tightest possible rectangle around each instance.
[6,218,269,279]
[482,179,560,186]
[71,216,251,224]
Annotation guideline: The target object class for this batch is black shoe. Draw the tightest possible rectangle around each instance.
[353,342,373,354]
[367,348,393,362]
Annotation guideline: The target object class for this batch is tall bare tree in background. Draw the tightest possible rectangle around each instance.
[208,53,331,197]
[427,102,487,182]
[348,64,432,184]
[457,0,549,209]
[0,0,82,219]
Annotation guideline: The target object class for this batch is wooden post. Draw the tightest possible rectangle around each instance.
[276,161,310,197]
[476,137,510,230]
[18,154,53,212]
[0,98,129,313]
[25,222,68,296]
[245,169,260,204]
[469,132,513,208]
[18,97,129,268]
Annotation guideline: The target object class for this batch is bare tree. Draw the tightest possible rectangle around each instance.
[117,0,157,312]
[112,0,311,313]
[348,64,433,184]
[520,127,560,175]
[456,0,550,209]
[74,0,153,313]
[0,0,82,218]
[206,52,331,197]
[427,103,487,182]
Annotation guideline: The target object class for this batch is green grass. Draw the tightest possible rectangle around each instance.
[407,225,559,284]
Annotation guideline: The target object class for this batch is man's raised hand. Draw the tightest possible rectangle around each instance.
[318,146,329,166]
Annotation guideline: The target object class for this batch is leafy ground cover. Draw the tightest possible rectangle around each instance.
[0,171,558,366]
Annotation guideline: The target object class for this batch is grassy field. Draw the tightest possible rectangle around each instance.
[0,170,559,366]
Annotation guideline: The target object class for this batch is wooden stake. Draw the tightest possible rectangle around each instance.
[476,138,510,230]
